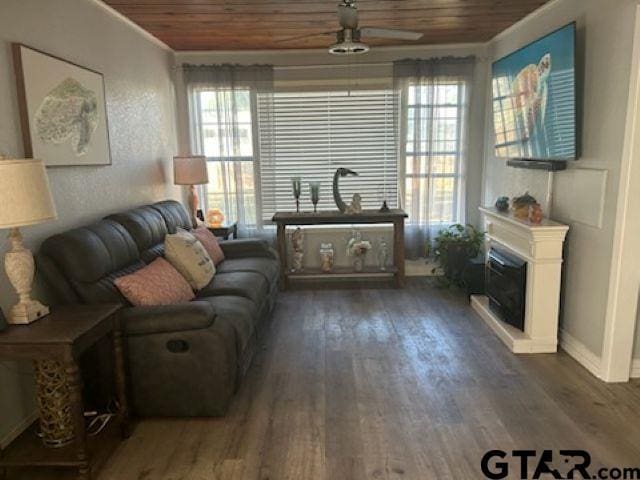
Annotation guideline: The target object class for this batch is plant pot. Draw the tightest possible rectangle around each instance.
[445,242,469,281]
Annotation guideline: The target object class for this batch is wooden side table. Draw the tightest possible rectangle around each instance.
[0,304,128,480]
[207,221,238,240]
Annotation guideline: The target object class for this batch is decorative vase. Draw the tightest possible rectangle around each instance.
[319,242,334,272]
[310,182,320,213]
[292,177,302,213]
[378,240,389,271]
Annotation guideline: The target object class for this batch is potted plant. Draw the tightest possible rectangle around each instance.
[432,224,484,286]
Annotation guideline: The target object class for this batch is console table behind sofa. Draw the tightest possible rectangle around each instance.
[272,210,408,289]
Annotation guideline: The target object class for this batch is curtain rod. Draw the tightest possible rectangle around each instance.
[173,61,392,71]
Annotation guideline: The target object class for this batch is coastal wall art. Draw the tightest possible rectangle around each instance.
[12,43,111,166]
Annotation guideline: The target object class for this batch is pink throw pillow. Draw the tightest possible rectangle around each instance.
[192,226,225,266]
[114,258,195,306]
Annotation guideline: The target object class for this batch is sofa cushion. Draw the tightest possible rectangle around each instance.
[165,229,216,290]
[106,206,168,263]
[216,257,279,286]
[115,258,195,306]
[151,200,194,233]
[192,226,225,265]
[196,271,268,305]
[199,296,258,356]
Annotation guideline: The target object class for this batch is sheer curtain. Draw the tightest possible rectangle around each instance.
[393,57,474,259]
[184,64,273,236]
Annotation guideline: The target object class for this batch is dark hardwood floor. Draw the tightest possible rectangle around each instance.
[10,279,640,479]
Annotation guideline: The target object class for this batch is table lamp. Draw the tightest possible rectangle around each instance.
[173,155,209,226]
[0,158,57,324]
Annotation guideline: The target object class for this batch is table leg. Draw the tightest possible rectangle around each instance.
[64,352,90,480]
[276,223,288,290]
[112,318,130,439]
[393,218,406,288]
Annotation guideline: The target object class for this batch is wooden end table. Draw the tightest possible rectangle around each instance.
[0,304,128,480]
[207,221,238,240]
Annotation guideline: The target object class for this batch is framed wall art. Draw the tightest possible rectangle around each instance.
[12,43,112,167]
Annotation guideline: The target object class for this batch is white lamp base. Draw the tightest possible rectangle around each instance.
[10,300,49,324]
[4,228,50,325]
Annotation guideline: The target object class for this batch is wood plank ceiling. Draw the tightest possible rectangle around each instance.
[103,0,552,51]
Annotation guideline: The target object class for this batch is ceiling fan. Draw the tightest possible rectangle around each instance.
[281,0,424,55]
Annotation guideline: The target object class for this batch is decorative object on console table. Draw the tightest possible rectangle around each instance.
[207,221,238,240]
[0,305,129,479]
[309,182,320,213]
[0,158,57,324]
[291,177,302,213]
[12,43,112,167]
[319,242,334,273]
[173,155,209,227]
[332,168,359,213]
[378,240,389,271]
[345,193,363,214]
[291,227,304,272]
[347,230,372,273]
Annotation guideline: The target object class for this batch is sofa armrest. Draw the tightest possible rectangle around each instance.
[219,238,278,260]
[121,301,216,336]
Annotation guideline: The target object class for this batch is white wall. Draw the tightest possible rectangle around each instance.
[174,44,489,230]
[482,0,638,359]
[0,0,179,445]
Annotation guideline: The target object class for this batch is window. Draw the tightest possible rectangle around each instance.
[257,89,399,222]
[190,88,258,226]
[403,81,467,226]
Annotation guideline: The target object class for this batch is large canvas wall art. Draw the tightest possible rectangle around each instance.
[491,23,577,161]
[12,44,111,166]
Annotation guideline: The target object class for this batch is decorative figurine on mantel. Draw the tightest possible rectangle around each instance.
[290,227,304,272]
[345,193,362,214]
[332,168,359,213]
[512,192,538,219]
[495,196,510,212]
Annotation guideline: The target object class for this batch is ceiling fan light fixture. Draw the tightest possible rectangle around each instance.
[329,40,370,55]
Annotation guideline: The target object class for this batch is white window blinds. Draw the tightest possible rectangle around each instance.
[257,89,399,222]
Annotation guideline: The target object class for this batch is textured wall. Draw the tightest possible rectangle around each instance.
[482,0,638,357]
[0,0,178,445]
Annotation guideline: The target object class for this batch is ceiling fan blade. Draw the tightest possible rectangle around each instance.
[275,31,335,43]
[338,3,359,29]
[360,27,423,41]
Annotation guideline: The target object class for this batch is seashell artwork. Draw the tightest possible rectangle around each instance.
[35,78,98,156]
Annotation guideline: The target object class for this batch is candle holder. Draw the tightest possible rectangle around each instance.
[292,177,302,213]
[309,182,320,213]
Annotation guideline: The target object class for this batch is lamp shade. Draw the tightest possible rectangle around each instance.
[0,159,57,229]
[173,155,209,185]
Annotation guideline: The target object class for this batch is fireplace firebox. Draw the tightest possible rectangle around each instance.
[486,248,527,331]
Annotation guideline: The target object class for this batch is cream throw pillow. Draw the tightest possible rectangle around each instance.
[164,229,215,290]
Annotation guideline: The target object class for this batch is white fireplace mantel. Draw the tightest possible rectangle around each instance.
[471,207,569,353]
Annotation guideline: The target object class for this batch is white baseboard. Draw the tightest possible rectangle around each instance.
[631,359,640,378]
[0,410,38,449]
[559,329,602,379]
